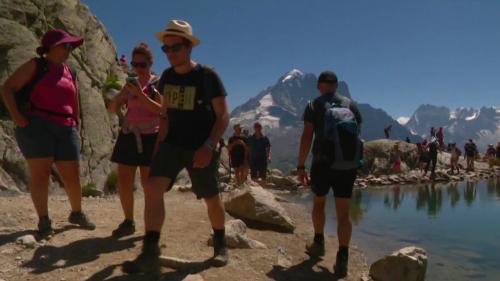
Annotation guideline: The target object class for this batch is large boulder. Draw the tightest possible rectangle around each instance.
[0,166,20,194]
[369,246,428,281]
[224,182,296,233]
[363,140,418,174]
[207,219,267,249]
[0,0,125,191]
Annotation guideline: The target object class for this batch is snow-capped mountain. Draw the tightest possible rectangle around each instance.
[405,104,500,150]
[230,69,418,171]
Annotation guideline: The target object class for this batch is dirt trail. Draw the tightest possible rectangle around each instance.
[0,192,369,281]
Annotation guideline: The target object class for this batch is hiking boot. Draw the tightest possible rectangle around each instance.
[68,211,96,230]
[112,219,135,238]
[122,252,160,274]
[305,241,325,257]
[212,238,229,267]
[333,250,349,278]
[122,242,161,274]
[37,216,54,238]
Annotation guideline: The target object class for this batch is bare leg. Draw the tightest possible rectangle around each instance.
[143,177,170,232]
[26,158,54,217]
[204,195,225,230]
[334,197,352,247]
[312,195,326,234]
[55,160,82,212]
[117,165,137,220]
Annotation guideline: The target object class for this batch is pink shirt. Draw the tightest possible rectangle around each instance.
[29,61,77,127]
[123,79,159,134]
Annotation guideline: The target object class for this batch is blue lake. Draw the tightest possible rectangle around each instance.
[290,177,500,281]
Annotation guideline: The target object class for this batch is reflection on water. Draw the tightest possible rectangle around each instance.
[289,177,500,281]
[349,177,500,221]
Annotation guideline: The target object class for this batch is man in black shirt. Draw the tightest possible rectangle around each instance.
[123,20,230,273]
[297,71,362,278]
[248,122,271,182]
[228,124,249,186]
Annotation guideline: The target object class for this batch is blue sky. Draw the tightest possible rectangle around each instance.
[82,0,500,118]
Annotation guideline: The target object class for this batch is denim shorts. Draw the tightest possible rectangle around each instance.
[15,115,80,161]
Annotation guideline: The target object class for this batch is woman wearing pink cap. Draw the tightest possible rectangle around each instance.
[1,29,95,238]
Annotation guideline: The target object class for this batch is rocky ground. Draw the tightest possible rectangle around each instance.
[0,191,369,281]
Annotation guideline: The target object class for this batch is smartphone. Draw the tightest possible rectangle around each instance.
[126,75,139,86]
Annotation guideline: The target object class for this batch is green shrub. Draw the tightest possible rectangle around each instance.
[82,182,103,197]
[104,171,118,194]
[103,73,122,93]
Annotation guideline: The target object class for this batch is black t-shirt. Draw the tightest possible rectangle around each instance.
[464,142,477,157]
[302,92,362,156]
[248,135,271,162]
[228,135,247,159]
[158,65,227,149]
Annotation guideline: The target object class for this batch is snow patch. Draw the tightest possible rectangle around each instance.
[281,69,304,83]
[259,93,274,108]
[397,116,409,125]
[465,112,478,121]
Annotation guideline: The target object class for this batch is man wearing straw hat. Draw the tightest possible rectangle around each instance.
[123,20,230,273]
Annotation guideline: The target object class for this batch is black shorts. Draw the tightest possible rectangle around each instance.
[111,132,158,166]
[15,115,80,161]
[230,153,245,168]
[310,161,357,198]
[250,161,267,180]
[149,142,220,199]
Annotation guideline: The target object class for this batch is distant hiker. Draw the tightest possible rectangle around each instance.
[297,71,363,278]
[430,127,436,138]
[248,122,271,182]
[464,139,478,171]
[436,127,444,149]
[108,43,162,238]
[122,20,229,273]
[384,125,392,139]
[449,142,461,174]
[228,124,249,186]
[119,54,128,72]
[496,142,500,161]
[417,142,429,173]
[0,29,95,237]
[391,143,402,173]
[424,138,439,179]
[405,136,411,143]
[485,144,496,170]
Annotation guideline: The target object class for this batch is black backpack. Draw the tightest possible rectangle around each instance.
[310,95,363,170]
[15,57,77,118]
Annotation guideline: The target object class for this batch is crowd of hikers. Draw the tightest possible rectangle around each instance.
[395,128,500,178]
[0,20,366,277]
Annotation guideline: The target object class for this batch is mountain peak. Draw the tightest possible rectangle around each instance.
[280,69,304,83]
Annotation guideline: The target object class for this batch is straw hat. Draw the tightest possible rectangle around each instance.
[155,20,200,46]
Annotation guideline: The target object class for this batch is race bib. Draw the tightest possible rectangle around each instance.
[164,84,196,111]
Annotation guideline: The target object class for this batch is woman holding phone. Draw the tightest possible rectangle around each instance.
[108,42,162,237]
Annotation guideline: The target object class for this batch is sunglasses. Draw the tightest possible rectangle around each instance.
[63,43,74,50]
[131,61,148,68]
[161,43,186,54]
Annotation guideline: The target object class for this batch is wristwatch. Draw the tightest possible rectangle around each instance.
[204,139,216,151]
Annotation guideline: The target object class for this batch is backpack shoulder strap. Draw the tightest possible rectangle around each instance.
[200,64,214,111]
[32,57,49,85]
[146,75,161,99]
[157,67,173,96]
